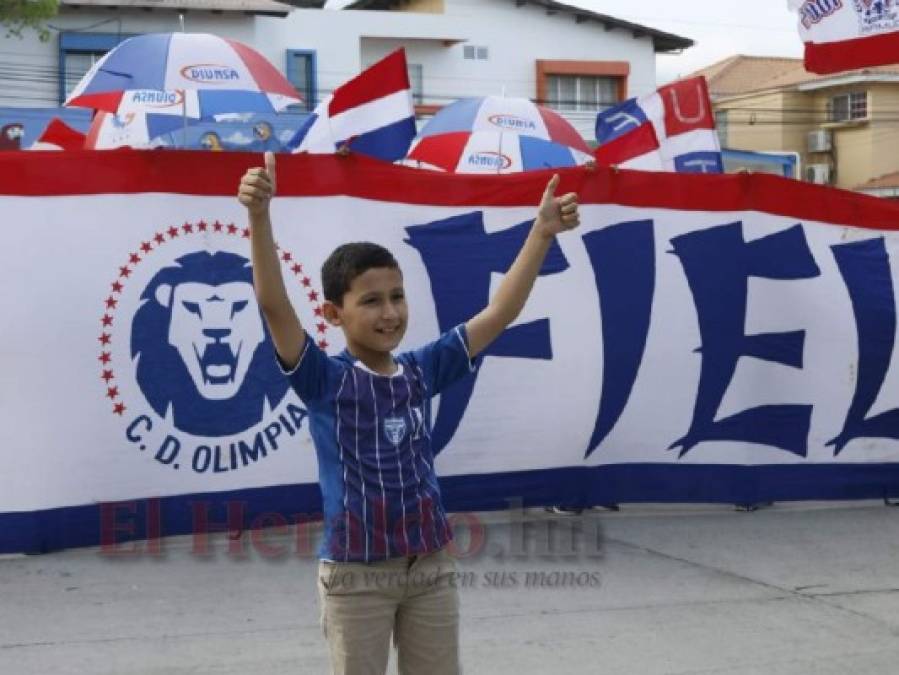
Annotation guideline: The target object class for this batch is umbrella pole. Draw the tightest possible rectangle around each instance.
[498,85,506,175]
[181,89,188,148]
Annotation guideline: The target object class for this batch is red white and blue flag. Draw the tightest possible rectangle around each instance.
[288,49,416,162]
[789,0,899,74]
[594,76,723,174]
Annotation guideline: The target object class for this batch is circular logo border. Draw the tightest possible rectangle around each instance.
[96,219,328,418]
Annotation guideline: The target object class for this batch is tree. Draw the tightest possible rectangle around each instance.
[1,0,59,41]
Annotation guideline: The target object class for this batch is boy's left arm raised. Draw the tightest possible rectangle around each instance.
[465,174,580,359]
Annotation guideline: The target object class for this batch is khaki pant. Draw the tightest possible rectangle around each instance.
[317,548,461,675]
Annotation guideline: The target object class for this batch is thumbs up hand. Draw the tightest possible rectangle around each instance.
[238,151,277,216]
[535,174,580,239]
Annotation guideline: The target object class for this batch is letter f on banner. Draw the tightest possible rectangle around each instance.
[405,211,569,453]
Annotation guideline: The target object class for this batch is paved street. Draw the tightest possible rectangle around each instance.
[2,501,899,674]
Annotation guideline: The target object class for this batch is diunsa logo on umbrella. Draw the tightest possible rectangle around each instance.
[487,114,537,131]
[179,64,242,83]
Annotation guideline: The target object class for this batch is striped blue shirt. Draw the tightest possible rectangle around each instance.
[282,325,476,562]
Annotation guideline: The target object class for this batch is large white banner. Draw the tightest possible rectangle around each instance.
[3,151,899,552]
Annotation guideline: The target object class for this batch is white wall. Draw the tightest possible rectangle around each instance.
[259,0,659,138]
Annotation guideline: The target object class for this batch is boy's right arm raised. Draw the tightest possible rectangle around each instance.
[238,152,305,369]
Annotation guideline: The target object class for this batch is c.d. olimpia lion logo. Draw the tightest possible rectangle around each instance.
[97,220,330,475]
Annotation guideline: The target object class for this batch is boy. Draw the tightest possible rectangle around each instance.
[238,152,580,675]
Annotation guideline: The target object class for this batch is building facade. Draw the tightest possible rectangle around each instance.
[0,0,691,144]
[694,55,899,193]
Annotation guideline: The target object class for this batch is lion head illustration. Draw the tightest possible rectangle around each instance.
[131,250,290,437]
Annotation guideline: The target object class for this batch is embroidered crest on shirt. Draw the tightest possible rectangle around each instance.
[383,416,408,445]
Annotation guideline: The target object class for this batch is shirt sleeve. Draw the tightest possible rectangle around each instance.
[276,332,342,404]
[407,324,479,397]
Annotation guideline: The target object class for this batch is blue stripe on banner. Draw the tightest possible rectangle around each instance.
[86,34,171,93]
[417,98,482,137]
[519,136,577,170]
[344,116,417,163]
[4,464,899,554]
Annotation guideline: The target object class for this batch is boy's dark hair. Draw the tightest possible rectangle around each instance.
[321,242,401,305]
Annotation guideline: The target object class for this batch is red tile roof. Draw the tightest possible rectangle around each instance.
[689,55,899,98]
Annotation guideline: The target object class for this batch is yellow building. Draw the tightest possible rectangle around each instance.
[691,55,899,193]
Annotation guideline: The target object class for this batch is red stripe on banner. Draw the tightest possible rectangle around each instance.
[804,32,899,74]
[538,107,591,153]
[328,49,411,117]
[2,150,899,231]
[226,38,300,99]
[659,76,716,137]
[594,123,660,165]
[407,133,470,172]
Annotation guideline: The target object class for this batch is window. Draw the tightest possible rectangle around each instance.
[286,50,317,112]
[827,91,867,122]
[407,63,423,105]
[59,32,132,104]
[546,75,619,112]
[463,45,489,60]
[716,109,728,147]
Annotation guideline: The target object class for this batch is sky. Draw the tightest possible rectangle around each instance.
[325,0,803,84]
[569,0,802,83]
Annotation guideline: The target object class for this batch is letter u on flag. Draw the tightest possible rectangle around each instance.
[287,49,417,162]
[789,0,899,73]
[594,76,723,174]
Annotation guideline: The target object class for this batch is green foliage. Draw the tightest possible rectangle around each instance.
[1,0,59,42]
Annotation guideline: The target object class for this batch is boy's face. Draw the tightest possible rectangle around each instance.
[325,266,408,357]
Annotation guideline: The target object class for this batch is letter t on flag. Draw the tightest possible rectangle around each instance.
[287,49,417,162]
